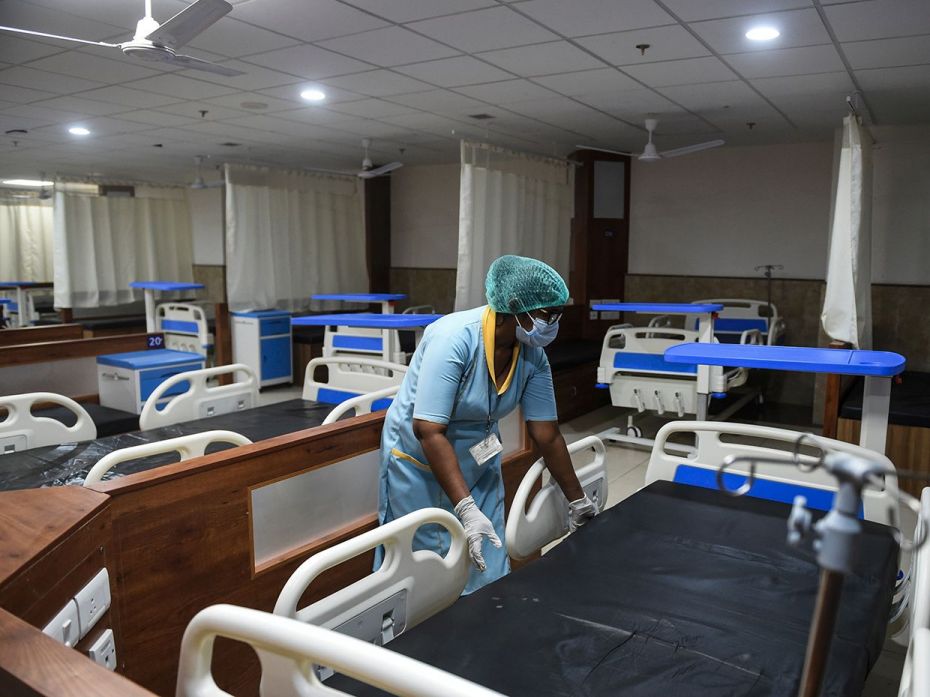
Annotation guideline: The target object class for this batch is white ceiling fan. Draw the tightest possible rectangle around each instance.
[0,0,244,77]
[578,118,724,162]
[188,156,223,189]
[357,138,403,179]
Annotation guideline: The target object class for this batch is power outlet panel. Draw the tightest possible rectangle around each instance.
[42,599,81,647]
[88,628,117,671]
[74,568,111,639]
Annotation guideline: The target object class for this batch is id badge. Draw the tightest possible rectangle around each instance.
[469,433,503,466]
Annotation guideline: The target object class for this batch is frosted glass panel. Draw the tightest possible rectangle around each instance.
[593,161,625,219]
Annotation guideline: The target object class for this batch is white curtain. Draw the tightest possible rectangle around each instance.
[822,116,873,348]
[54,186,193,308]
[0,198,53,281]
[455,140,574,311]
[224,164,367,312]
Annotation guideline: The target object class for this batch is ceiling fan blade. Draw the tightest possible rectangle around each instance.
[358,162,404,179]
[575,144,635,157]
[659,139,725,158]
[145,0,232,49]
[0,25,119,47]
[166,53,245,76]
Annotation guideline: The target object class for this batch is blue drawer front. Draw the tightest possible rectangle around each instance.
[139,361,202,401]
[260,317,291,337]
[261,336,291,380]
[333,335,383,352]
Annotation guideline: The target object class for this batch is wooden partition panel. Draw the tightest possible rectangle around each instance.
[0,324,84,348]
[0,332,162,367]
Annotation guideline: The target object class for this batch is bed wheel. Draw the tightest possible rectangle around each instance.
[626,425,642,438]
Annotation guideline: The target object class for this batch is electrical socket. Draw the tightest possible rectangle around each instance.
[74,568,111,639]
[88,628,117,671]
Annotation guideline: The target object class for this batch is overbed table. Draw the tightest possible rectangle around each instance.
[330,481,897,697]
[293,313,442,364]
[312,293,407,314]
[0,399,331,490]
[129,281,205,333]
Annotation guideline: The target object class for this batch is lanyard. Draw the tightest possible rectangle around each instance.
[486,371,495,435]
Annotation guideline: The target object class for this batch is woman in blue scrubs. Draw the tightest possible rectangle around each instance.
[378,255,597,593]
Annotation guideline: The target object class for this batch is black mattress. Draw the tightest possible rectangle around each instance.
[840,371,930,428]
[329,482,897,697]
[33,403,140,438]
[0,398,330,491]
[545,339,602,371]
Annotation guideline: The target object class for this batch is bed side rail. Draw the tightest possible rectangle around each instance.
[0,392,97,452]
[302,356,407,403]
[505,436,608,560]
[177,604,504,697]
[322,385,400,425]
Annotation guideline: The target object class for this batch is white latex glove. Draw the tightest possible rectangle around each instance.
[453,495,502,572]
[568,494,597,532]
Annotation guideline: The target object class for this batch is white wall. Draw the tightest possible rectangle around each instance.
[871,124,930,285]
[629,141,834,279]
[390,164,459,269]
[187,187,224,265]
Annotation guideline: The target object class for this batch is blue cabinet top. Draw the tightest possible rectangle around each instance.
[664,343,906,377]
[97,349,204,369]
[130,281,204,291]
[593,303,724,314]
[231,309,292,319]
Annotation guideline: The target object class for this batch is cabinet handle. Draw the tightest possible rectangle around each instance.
[100,372,130,381]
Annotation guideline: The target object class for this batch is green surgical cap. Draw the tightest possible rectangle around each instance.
[485,255,569,315]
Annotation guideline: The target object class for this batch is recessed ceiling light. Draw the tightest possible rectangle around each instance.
[746,26,780,41]
[300,88,326,102]
[2,178,53,186]
[68,126,91,136]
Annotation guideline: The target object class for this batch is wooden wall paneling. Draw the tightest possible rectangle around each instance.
[0,324,84,348]
[213,302,232,385]
[0,333,163,367]
[0,607,157,697]
[365,176,391,292]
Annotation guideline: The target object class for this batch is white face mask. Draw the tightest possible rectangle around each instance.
[515,313,559,348]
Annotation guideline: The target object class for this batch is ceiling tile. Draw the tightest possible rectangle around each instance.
[622,56,738,87]
[317,27,461,67]
[156,101,247,121]
[478,41,603,77]
[0,66,104,94]
[243,44,374,79]
[752,71,855,103]
[514,0,674,37]
[186,18,301,59]
[658,80,767,111]
[856,65,930,91]
[78,85,183,108]
[12,0,188,36]
[128,73,238,99]
[660,0,811,22]
[202,91,299,113]
[230,0,389,41]
[0,0,129,41]
[257,82,365,104]
[842,35,930,70]
[690,9,832,54]
[380,111,486,138]
[824,0,930,42]
[320,70,434,97]
[407,7,557,53]
[0,35,66,63]
[0,82,57,103]
[340,0,496,23]
[453,79,558,104]
[29,95,132,116]
[386,89,488,115]
[531,68,643,95]
[65,115,153,136]
[324,98,421,118]
[272,106,374,130]
[0,103,83,126]
[866,90,930,124]
[116,109,203,127]
[725,44,844,78]
[573,88,683,118]
[27,51,162,83]
[179,60,302,91]
[577,25,710,65]
[394,56,513,87]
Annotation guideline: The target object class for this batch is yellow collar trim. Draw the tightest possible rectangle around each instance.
[482,306,520,395]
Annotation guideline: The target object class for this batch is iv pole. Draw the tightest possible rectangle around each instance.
[755,264,783,325]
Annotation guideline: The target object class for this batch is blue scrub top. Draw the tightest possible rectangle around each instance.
[378,305,558,593]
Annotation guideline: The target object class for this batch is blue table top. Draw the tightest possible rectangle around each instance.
[312,293,406,303]
[97,349,204,369]
[664,344,906,377]
[231,310,291,319]
[0,281,52,288]
[593,303,724,314]
[0,299,10,304]
[130,281,204,291]
[292,313,441,328]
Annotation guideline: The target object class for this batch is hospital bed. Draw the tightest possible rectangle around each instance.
[0,391,97,453]
[898,488,930,697]
[684,298,786,346]
[155,302,213,358]
[130,281,204,333]
[293,313,441,365]
[183,422,899,697]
